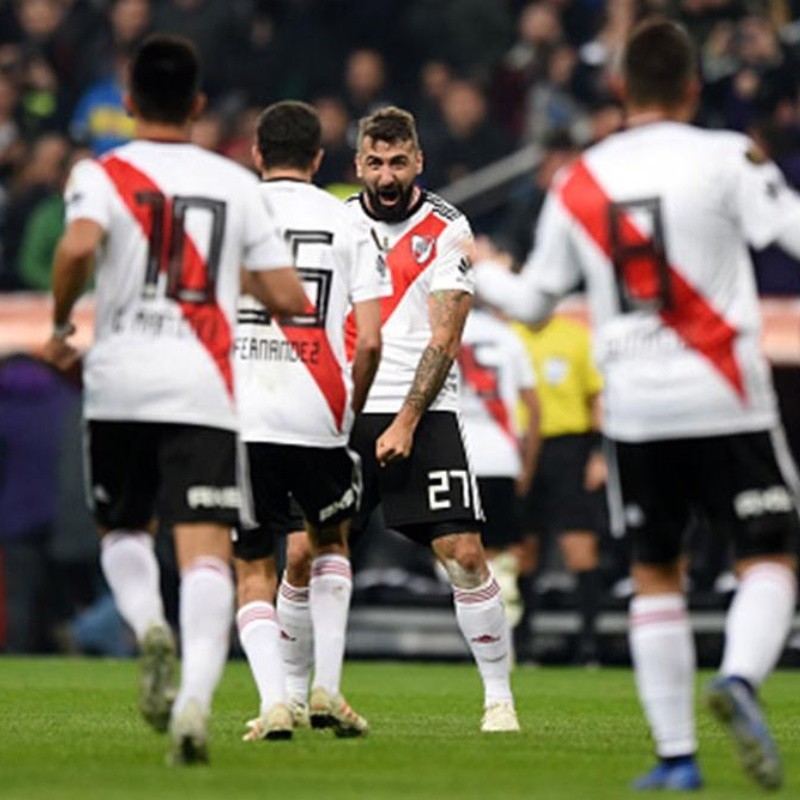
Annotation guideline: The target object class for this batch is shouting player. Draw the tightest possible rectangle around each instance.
[233,100,383,741]
[477,18,800,790]
[351,107,519,731]
[43,35,306,765]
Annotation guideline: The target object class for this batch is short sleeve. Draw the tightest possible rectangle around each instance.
[241,182,291,271]
[64,158,113,229]
[429,214,475,295]
[349,218,391,303]
[732,139,800,250]
[575,323,603,395]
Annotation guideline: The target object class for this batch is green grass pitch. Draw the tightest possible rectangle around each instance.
[1,658,798,799]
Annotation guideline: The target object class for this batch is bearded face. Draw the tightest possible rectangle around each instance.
[356,136,423,221]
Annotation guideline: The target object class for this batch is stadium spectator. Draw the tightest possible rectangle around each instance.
[428,80,512,188]
[312,95,357,190]
[414,59,453,156]
[233,100,383,741]
[42,34,305,765]
[0,131,68,290]
[70,53,135,155]
[476,18,800,790]
[343,48,394,143]
[18,143,91,291]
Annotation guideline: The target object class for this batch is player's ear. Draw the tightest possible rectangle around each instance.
[312,148,324,175]
[190,92,207,121]
[251,144,265,174]
[123,90,136,117]
[415,148,424,177]
[354,151,364,179]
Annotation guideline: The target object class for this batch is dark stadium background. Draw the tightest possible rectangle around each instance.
[2,0,800,665]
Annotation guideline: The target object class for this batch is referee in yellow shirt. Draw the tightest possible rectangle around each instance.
[513,315,606,665]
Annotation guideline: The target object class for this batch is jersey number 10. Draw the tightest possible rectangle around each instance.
[136,191,226,305]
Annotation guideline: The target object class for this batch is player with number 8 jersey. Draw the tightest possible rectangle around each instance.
[476,19,800,791]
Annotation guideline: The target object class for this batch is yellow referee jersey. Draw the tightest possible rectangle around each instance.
[512,316,602,438]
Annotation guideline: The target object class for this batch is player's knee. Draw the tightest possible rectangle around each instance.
[285,532,312,586]
[308,521,348,552]
[234,558,277,606]
[435,534,488,588]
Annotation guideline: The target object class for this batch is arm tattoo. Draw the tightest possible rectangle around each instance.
[405,343,453,414]
[403,290,471,415]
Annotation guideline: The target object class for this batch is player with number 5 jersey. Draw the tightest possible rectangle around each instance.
[43,35,306,767]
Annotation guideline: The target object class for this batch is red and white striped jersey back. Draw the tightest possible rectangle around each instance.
[345,191,475,414]
[526,121,800,442]
[235,180,386,447]
[459,308,535,478]
[65,140,290,431]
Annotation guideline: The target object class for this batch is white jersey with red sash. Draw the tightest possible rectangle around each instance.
[64,141,289,431]
[522,122,800,442]
[236,179,385,447]
[459,308,535,478]
[345,191,474,414]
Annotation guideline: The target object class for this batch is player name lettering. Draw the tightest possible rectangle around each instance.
[234,335,320,364]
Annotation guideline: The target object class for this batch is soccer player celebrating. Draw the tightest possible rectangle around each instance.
[43,35,306,765]
[477,18,800,790]
[349,107,519,732]
[233,100,383,740]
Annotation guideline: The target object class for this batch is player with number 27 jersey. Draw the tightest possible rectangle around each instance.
[65,140,290,431]
[478,123,800,442]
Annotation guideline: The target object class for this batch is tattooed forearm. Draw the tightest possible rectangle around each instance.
[404,344,454,415]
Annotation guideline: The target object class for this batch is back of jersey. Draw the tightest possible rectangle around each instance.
[459,308,534,478]
[67,141,287,431]
[235,180,381,447]
[532,122,800,441]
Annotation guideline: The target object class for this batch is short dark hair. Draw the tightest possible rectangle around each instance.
[255,101,321,171]
[357,106,419,150]
[623,18,696,108]
[129,35,200,125]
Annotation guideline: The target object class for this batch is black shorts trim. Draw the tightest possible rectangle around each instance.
[350,411,484,544]
[610,429,800,565]
[86,420,238,529]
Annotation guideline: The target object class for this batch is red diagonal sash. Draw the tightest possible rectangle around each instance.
[345,211,447,360]
[100,155,234,397]
[278,294,347,433]
[458,344,516,445]
[560,160,745,401]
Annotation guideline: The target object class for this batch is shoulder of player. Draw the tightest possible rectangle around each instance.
[421,190,465,223]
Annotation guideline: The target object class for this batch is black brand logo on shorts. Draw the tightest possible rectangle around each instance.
[186,486,240,510]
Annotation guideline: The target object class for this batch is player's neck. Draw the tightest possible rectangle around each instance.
[261,168,312,183]
[625,105,690,129]
[135,119,191,143]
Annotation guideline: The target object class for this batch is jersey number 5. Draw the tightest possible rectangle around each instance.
[136,192,226,304]
[608,197,673,313]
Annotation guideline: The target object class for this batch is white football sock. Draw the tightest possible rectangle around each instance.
[173,557,234,716]
[454,575,514,707]
[277,579,313,704]
[721,562,797,686]
[629,594,697,758]
[100,531,165,642]
[237,601,286,713]
[308,555,352,696]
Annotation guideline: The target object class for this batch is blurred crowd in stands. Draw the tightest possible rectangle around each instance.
[3,0,800,293]
[4,0,800,657]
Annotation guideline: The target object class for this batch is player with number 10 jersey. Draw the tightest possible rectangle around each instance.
[66,139,289,430]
